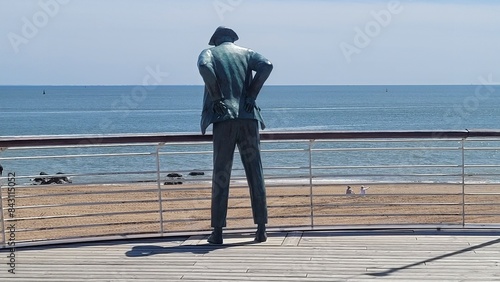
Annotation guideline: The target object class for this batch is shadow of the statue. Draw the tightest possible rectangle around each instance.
[125,238,259,257]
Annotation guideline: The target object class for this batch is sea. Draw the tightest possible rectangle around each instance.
[1,85,500,185]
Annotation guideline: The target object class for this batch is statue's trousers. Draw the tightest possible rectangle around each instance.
[211,119,268,227]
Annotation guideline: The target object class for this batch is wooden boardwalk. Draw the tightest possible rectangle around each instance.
[1,229,500,281]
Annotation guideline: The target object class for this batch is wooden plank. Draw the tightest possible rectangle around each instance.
[1,230,499,281]
[281,231,303,246]
[180,235,206,246]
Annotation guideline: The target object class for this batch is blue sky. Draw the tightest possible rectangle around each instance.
[1,0,499,85]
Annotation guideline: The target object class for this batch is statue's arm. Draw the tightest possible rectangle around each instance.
[247,51,273,99]
[198,50,223,101]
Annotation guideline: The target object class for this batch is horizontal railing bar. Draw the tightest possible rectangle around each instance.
[313,181,463,186]
[163,215,310,224]
[5,189,203,201]
[464,214,500,216]
[164,215,332,225]
[0,152,154,161]
[467,138,500,141]
[465,147,500,150]
[312,147,461,152]
[148,186,211,192]
[263,167,311,170]
[261,140,312,144]
[311,173,464,177]
[0,133,207,148]
[164,204,312,213]
[314,165,462,169]
[5,199,160,210]
[318,193,462,199]
[2,147,466,160]
[4,209,159,222]
[465,203,500,206]
[4,170,160,181]
[265,175,311,179]
[314,138,463,143]
[162,197,210,202]
[1,141,213,153]
[160,218,210,224]
[315,203,462,207]
[0,130,481,148]
[465,165,500,168]
[163,203,468,212]
[313,213,463,217]
[315,193,463,196]
[3,188,159,199]
[15,220,161,233]
[261,149,309,153]
[158,151,213,155]
[4,143,159,150]
[161,193,315,201]
[302,182,465,187]
[158,193,468,201]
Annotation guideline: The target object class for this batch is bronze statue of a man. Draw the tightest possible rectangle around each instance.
[198,26,273,244]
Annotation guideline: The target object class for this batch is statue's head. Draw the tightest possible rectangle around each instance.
[209,26,239,46]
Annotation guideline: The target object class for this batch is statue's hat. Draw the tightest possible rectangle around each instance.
[209,26,239,46]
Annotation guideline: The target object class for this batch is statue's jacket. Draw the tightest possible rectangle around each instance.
[198,42,272,135]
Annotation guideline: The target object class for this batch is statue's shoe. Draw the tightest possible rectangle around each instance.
[207,232,223,244]
[254,228,267,242]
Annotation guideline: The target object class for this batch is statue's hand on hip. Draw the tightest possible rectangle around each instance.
[244,97,256,113]
[213,99,228,116]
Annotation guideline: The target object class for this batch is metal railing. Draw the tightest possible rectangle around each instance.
[1,130,500,248]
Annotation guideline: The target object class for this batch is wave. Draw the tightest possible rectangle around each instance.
[0,109,200,115]
[267,125,331,131]
[265,105,452,112]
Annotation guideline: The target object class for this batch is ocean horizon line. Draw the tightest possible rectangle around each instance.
[0,84,498,87]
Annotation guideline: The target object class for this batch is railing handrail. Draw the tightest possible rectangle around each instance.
[3,129,500,148]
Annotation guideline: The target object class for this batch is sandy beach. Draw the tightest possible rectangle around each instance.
[3,181,500,243]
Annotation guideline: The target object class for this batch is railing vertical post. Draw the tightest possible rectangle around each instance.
[308,140,314,229]
[155,143,165,236]
[461,138,466,227]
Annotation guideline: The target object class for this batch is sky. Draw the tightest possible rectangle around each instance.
[1,0,499,86]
